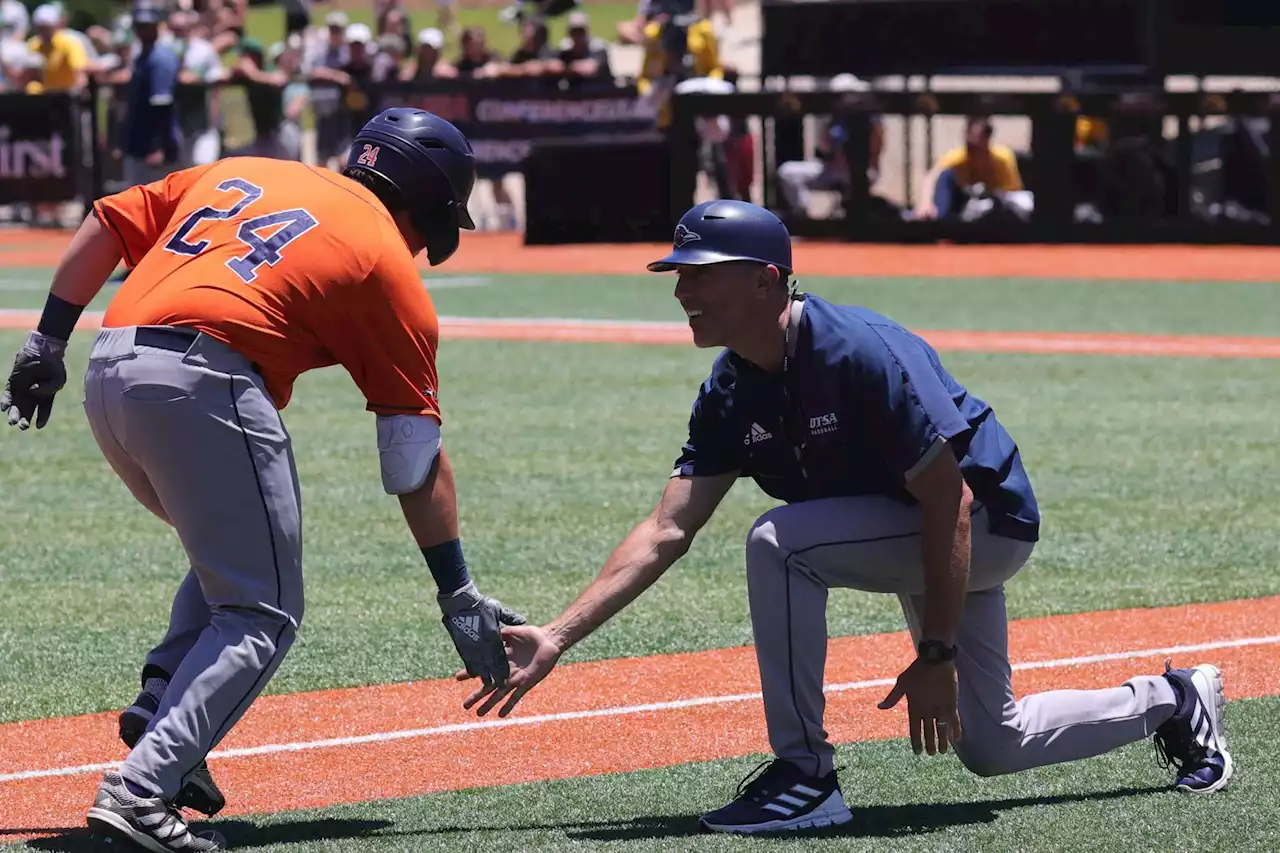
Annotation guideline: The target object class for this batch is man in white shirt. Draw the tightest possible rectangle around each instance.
[303,11,350,168]
[0,0,28,40]
[163,9,222,166]
[0,17,31,90]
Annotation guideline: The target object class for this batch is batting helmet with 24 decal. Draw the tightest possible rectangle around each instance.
[346,107,477,266]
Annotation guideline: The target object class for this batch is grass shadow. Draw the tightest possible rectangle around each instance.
[21,818,394,851]
[13,786,1167,849]
[364,784,1169,843]
[563,785,1170,841]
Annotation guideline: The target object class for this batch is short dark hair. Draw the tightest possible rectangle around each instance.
[342,166,407,215]
[965,115,993,139]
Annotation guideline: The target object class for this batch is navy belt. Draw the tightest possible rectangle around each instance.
[135,326,199,353]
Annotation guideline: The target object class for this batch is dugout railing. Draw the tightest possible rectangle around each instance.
[0,76,658,213]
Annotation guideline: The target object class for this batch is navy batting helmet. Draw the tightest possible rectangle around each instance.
[346,107,476,266]
[647,200,793,274]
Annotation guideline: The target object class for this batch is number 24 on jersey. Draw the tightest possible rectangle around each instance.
[164,178,319,284]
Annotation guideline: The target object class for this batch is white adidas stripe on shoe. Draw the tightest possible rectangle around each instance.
[86,770,225,851]
[699,759,853,835]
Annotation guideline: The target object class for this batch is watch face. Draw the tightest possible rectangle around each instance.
[919,641,953,662]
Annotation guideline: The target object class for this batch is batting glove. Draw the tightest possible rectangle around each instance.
[1,331,68,430]
[439,581,527,688]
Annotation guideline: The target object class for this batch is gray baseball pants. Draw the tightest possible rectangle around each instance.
[82,325,304,800]
[746,496,1178,779]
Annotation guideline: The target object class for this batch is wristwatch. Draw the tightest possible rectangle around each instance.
[917,639,957,665]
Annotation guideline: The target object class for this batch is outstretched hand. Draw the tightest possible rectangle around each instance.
[458,623,564,719]
[877,658,963,756]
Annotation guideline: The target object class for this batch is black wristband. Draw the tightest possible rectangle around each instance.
[917,639,957,664]
[36,293,85,342]
[421,538,472,595]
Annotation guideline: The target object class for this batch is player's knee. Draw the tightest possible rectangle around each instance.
[210,603,300,649]
[953,716,1023,777]
[745,514,786,577]
[954,744,1009,777]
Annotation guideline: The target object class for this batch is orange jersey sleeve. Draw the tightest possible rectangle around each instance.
[93,164,218,268]
[325,228,442,419]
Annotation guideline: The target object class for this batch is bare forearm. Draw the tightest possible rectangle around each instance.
[919,490,971,646]
[397,449,460,549]
[50,213,122,307]
[548,518,684,652]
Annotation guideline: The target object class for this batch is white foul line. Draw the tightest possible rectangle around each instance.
[3,633,1277,784]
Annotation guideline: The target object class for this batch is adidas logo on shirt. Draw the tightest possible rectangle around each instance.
[745,422,773,445]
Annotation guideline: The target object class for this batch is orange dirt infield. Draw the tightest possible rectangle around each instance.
[2,230,1279,279]
[2,596,1278,841]
[2,311,1278,359]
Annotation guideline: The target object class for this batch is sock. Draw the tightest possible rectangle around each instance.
[140,677,169,702]
[123,778,160,799]
[140,665,171,687]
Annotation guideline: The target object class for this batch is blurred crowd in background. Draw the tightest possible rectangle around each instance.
[0,0,641,97]
[0,0,749,228]
[1,0,1272,235]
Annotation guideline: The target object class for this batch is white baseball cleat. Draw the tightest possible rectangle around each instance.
[86,770,226,852]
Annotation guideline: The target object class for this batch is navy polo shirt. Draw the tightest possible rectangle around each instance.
[124,42,180,159]
[672,295,1040,542]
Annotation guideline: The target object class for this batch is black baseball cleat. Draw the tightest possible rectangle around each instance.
[699,759,853,835]
[1153,660,1234,794]
[120,678,227,817]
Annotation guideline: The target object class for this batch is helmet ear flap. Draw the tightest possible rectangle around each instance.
[413,205,461,266]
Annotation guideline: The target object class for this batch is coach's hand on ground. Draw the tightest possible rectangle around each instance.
[1,332,68,431]
[439,581,527,689]
[877,658,963,757]
[458,623,563,719]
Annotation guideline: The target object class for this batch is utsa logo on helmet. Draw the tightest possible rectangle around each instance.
[673,224,701,248]
[356,144,380,166]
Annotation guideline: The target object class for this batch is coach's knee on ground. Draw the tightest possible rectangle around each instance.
[952,711,1026,777]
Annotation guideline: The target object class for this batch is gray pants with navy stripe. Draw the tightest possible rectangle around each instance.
[746,497,1178,779]
[83,325,304,800]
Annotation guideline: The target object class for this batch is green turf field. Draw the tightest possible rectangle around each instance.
[2,271,1278,850]
[4,272,1277,335]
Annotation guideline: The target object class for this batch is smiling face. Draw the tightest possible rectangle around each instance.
[672,261,780,349]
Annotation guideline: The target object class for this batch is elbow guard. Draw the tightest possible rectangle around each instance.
[376,414,442,495]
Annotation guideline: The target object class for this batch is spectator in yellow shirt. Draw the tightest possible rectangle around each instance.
[917,116,1024,220]
[27,3,87,92]
[638,14,721,130]
[1075,115,1108,152]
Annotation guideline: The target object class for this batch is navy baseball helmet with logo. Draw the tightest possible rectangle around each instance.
[346,107,477,265]
[647,200,793,275]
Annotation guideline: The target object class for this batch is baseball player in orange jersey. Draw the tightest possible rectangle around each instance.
[0,108,526,852]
